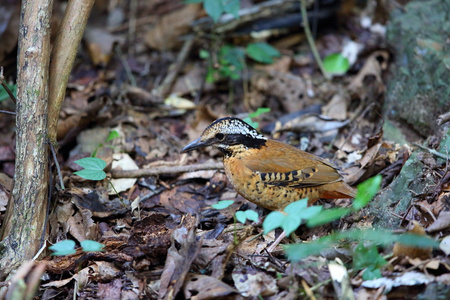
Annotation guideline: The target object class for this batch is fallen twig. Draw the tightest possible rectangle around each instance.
[111,162,223,178]
[413,143,449,161]
[437,111,450,125]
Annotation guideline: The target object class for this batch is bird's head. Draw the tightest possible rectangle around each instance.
[181,117,267,155]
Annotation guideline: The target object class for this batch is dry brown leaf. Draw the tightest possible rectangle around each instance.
[427,210,450,233]
[232,266,278,297]
[145,4,201,51]
[159,215,201,299]
[67,209,96,242]
[255,55,292,73]
[322,93,349,120]
[275,114,349,133]
[42,264,98,288]
[84,27,123,66]
[187,106,220,144]
[348,50,389,99]
[97,279,123,299]
[249,71,307,112]
[183,274,237,299]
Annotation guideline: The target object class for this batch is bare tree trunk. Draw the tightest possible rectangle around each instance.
[0,0,53,279]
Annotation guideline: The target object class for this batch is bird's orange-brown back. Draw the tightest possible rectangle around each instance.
[222,139,355,210]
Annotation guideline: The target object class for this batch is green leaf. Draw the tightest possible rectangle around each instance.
[199,49,210,59]
[284,228,439,263]
[323,53,350,75]
[74,169,107,181]
[243,117,259,129]
[263,199,321,235]
[284,237,335,262]
[205,66,216,83]
[297,205,323,220]
[235,210,258,224]
[80,240,105,252]
[74,157,107,180]
[235,211,246,224]
[353,175,382,210]
[75,157,107,171]
[222,0,240,19]
[212,200,234,210]
[353,243,387,273]
[306,207,351,227]
[263,211,284,234]
[246,42,280,64]
[284,199,308,215]
[362,267,382,280]
[204,0,224,22]
[106,130,120,142]
[49,240,76,256]
[244,108,271,129]
[244,209,259,222]
[395,233,439,248]
[219,45,245,79]
[248,107,271,119]
[282,213,303,236]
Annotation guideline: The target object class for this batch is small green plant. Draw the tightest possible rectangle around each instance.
[217,45,246,80]
[186,0,240,22]
[202,43,280,83]
[212,200,234,210]
[235,210,259,224]
[353,243,387,280]
[212,200,259,224]
[306,175,382,227]
[92,129,120,157]
[323,53,350,76]
[243,107,271,129]
[246,43,281,64]
[263,199,322,236]
[284,228,438,263]
[49,239,105,256]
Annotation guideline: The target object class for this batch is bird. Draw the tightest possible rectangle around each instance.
[181,117,356,211]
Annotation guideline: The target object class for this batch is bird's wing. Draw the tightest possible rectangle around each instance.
[243,141,342,187]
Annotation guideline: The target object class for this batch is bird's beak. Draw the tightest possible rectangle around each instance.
[181,138,211,153]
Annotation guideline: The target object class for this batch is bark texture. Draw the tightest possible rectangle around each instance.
[48,0,95,142]
[0,0,53,279]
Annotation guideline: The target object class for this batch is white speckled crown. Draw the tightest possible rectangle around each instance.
[203,117,267,140]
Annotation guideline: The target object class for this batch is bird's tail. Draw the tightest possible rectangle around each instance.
[319,181,356,199]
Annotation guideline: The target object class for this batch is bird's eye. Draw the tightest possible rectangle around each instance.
[215,133,225,140]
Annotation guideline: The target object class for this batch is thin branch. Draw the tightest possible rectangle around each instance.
[0,110,15,115]
[299,0,330,80]
[47,0,95,143]
[49,142,65,190]
[437,111,450,125]
[152,36,195,99]
[111,162,223,178]
[0,67,17,104]
[413,143,449,160]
